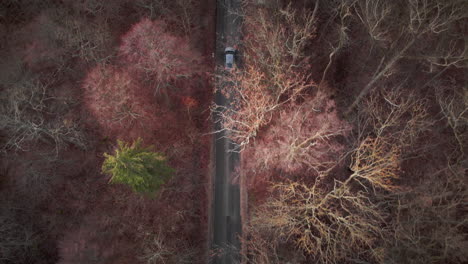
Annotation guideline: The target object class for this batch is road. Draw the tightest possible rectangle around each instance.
[210,0,242,263]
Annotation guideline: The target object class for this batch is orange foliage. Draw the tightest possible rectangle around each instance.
[180,96,199,109]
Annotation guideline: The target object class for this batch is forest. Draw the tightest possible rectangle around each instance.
[0,0,467,264]
[231,0,467,263]
[1,0,213,263]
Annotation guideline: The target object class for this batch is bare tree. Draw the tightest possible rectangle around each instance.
[319,0,352,89]
[119,18,202,101]
[139,231,173,264]
[385,162,468,263]
[242,91,350,176]
[435,85,468,159]
[212,2,317,149]
[0,204,41,263]
[251,177,390,263]
[212,67,277,150]
[138,230,200,264]
[358,86,430,146]
[0,72,87,153]
[355,0,394,43]
[346,0,467,113]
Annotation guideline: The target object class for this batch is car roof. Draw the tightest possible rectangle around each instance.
[225,47,235,52]
[225,53,234,67]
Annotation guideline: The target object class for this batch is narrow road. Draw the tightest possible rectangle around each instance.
[210,0,242,263]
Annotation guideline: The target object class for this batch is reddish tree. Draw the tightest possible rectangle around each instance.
[118,18,202,86]
[244,92,350,178]
[81,64,180,145]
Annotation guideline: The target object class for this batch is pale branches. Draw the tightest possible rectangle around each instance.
[407,0,468,35]
[214,64,315,150]
[359,86,429,147]
[283,128,344,175]
[135,0,196,36]
[423,38,467,71]
[350,137,400,192]
[213,67,276,150]
[82,64,151,132]
[44,8,114,64]
[139,231,172,264]
[353,87,430,191]
[408,0,468,72]
[246,92,350,176]
[135,0,166,19]
[139,231,199,264]
[354,0,467,43]
[251,179,387,264]
[119,19,201,81]
[355,0,394,42]
[249,126,402,263]
[213,2,316,149]
[436,86,468,159]
[63,0,127,21]
[173,0,196,36]
[346,39,417,114]
[319,0,352,89]
[243,2,316,100]
[347,0,467,113]
[0,73,86,153]
[350,67,467,263]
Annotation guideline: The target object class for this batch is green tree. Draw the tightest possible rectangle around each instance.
[102,138,173,195]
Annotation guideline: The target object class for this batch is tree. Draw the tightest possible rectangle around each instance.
[118,18,202,88]
[102,138,173,195]
[212,3,316,150]
[242,92,350,176]
[345,0,467,114]
[250,133,401,263]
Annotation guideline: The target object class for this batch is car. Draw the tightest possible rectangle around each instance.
[224,47,236,70]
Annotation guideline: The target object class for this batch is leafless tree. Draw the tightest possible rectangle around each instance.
[385,161,468,263]
[346,0,467,113]
[435,85,468,159]
[212,2,317,149]
[0,72,87,154]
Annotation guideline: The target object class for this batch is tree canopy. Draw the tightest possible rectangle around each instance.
[102,138,173,196]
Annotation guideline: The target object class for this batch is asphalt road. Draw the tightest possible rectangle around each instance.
[210,0,242,263]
